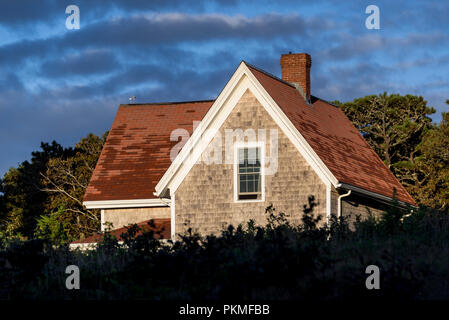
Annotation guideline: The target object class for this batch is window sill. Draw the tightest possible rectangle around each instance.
[234,198,265,203]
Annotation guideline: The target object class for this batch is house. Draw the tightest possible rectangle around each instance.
[77,53,416,244]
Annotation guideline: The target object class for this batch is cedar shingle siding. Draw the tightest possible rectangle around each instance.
[330,187,385,228]
[104,207,170,230]
[174,90,327,236]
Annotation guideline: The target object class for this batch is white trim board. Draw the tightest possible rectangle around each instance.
[170,191,176,240]
[154,62,339,198]
[83,198,170,209]
[101,209,105,232]
[326,183,332,221]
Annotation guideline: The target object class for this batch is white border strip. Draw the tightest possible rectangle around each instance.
[83,198,170,209]
[326,183,332,222]
[170,192,176,240]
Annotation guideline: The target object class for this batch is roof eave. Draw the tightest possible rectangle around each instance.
[337,182,417,209]
[83,198,170,209]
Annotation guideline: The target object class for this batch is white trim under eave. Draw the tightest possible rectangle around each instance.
[83,198,170,209]
[154,61,339,197]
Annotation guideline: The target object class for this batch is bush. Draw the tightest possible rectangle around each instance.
[34,206,72,246]
[1,199,449,300]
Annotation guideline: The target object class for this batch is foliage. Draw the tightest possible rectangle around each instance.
[0,133,107,241]
[2,201,449,300]
[34,206,71,246]
[411,111,449,209]
[41,133,107,239]
[334,93,449,209]
[334,93,435,169]
[0,141,69,238]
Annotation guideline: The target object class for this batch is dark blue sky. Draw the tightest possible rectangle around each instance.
[1,0,448,177]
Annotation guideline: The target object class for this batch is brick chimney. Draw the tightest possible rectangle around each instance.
[280,53,312,101]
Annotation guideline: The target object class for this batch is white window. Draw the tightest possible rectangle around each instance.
[234,142,265,202]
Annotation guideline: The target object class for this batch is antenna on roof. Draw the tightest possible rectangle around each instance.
[129,96,136,104]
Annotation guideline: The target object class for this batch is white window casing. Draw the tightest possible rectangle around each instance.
[233,141,265,203]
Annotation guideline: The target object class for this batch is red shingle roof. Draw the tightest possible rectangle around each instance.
[247,64,415,205]
[84,101,213,201]
[84,63,415,206]
[71,218,170,244]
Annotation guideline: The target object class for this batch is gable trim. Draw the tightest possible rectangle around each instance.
[154,62,339,197]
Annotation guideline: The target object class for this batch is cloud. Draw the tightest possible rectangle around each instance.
[0,0,61,26]
[73,12,326,46]
[0,1,448,177]
[0,72,24,91]
[0,12,328,71]
[0,85,117,175]
[0,0,206,28]
[40,50,119,78]
[0,0,279,29]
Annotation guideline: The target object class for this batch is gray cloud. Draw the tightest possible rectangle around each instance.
[0,0,60,26]
[0,12,326,70]
[0,86,117,175]
[1,1,448,177]
[40,49,119,78]
[0,0,206,27]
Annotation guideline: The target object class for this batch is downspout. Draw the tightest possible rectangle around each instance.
[337,190,352,218]
[100,209,105,232]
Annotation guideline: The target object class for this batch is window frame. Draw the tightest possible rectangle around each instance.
[233,141,265,203]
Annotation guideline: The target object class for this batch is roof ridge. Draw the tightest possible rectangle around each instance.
[243,61,296,89]
[244,61,340,109]
[311,96,340,108]
[120,99,215,107]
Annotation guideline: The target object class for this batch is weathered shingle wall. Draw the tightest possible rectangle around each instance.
[104,207,170,230]
[174,89,327,236]
[330,187,385,226]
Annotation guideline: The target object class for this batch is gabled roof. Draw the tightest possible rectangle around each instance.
[84,101,213,201]
[84,62,416,206]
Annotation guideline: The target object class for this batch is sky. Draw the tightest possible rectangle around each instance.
[0,0,448,177]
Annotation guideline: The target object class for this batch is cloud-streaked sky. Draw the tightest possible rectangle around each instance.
[1,0,448,177]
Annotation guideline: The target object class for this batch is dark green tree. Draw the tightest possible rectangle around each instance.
[411,108,449,209]
[334,93,435,169]
[334,93,436,206]
[0,132,107,241]
[0,141,71,238]
[40,133,107,239]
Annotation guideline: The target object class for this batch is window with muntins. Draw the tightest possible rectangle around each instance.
[237,147,262,200]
